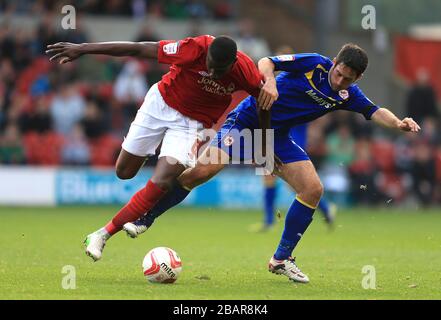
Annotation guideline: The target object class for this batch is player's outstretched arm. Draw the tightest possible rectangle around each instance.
[46,41,158,64]
[257,57,279,110]
[371,108,421,133]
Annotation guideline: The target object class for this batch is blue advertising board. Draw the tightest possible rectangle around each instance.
[56,168,296,209]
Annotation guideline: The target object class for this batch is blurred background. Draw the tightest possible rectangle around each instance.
[0,0,440,209]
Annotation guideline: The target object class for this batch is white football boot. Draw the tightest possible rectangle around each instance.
[84,232,107,261]
[268,256,310,283]
[123,222,148,238]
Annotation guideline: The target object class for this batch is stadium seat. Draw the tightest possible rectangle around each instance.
[16,57,51,95]
[76,82,91,97]
[23,132,64,165]
[376,172,406,202]
[89,134,121,167]
[98,83,114,100]
[435,149,441,182]
[370,140,396,173]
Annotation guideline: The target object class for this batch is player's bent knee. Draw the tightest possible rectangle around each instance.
[298,181,323,206]
[115,165,137,180]
[309,181,324,201]
[150,177,175,192]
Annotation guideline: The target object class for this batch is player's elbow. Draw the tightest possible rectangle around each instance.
[371,107,387,120]
[258,57,272,68]
[136,42,159,59]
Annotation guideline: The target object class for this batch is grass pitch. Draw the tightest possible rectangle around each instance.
[0,206,440,300]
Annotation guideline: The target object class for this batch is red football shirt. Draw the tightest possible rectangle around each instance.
[157,35,262,128]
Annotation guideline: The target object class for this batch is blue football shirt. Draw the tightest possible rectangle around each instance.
[235,53,379,131]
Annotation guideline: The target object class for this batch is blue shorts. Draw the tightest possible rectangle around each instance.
[289,123,307,150]
[211,98,309,164]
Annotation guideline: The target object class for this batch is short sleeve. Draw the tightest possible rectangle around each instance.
[268,53,328,73]
[157,36,206,66]
[236,53,263,97]
[344,85,379,120]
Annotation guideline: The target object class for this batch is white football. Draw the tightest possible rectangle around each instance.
[142,247,182,283]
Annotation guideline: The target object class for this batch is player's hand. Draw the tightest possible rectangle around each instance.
[258,78,278,110]
[398,117,421,133]
[272,154,284,175]
[46,42,84,64]
[260,154,283,176]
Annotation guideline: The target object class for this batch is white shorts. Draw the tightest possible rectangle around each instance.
[122,83,204,167]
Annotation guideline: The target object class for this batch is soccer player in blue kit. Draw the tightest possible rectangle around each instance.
[124,43,420,283]
[257,123,336,232]
[256,45,336,232]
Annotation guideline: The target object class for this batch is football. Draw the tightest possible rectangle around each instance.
[142,247,182,283]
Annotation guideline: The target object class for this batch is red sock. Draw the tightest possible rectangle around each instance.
[105,180,166,235]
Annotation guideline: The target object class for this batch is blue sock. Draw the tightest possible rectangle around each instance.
[274,197,315,260]
[264,186,276,226]
[318,198,331,221]
[139,183,190,227]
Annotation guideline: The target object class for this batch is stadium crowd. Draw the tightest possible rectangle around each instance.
[0,0,234,20]
[1,6,440,207]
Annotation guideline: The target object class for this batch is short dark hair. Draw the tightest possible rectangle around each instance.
[208,35,237,66]
[335,43,368,76]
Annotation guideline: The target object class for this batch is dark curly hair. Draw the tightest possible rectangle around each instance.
[335,43,368,76]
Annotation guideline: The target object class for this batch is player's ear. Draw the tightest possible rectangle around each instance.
[332,57,336,64]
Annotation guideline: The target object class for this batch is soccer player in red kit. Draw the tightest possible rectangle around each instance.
[46,35,277,261]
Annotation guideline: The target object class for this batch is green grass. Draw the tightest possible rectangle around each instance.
[0,206,441,300]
